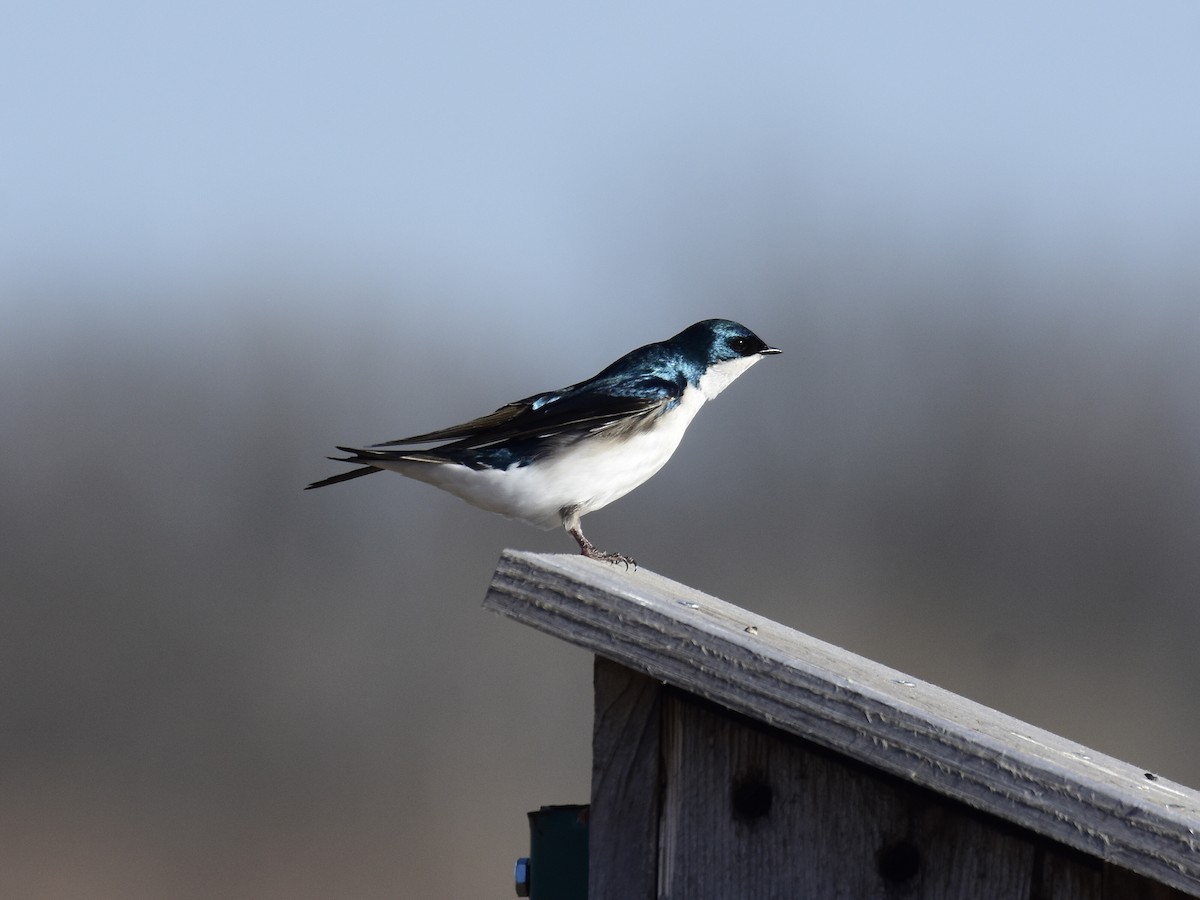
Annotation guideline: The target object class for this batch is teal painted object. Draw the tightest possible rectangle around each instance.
[525,804,589,899]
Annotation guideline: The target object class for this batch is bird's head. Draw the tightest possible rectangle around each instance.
[671,319,781,399]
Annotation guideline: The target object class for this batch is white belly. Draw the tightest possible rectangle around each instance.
[382,387,709,529]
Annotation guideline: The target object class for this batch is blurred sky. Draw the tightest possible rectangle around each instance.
[3,3,1200,899]
[5,2,1200,313]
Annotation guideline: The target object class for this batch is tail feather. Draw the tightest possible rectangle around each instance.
[307,445,449,491]
[305,463,382,490]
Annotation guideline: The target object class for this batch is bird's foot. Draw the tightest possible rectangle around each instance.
[569,527,637,570]
[582,546,637,570]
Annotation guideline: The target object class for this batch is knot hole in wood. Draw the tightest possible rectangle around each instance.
[730,768,773,823]
[876,838,921,885]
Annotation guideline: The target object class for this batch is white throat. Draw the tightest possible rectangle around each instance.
[696,354,764,400]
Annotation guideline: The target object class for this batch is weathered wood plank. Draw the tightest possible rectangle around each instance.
[589,658,662,900]
[659,690,1104,900]
[483,551,1200,897]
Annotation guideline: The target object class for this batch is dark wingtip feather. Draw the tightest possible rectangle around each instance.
[304,465,382,490]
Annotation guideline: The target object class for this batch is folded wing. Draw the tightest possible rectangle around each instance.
[369,375,682,451]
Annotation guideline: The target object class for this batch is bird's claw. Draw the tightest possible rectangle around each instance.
[596,550,637,570]
[569,526,636,569]
[580,546,637,570]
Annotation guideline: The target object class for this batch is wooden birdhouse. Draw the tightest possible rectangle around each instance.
[486,551,1200,900]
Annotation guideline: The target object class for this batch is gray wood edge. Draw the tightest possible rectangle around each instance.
[483,550,1200,897]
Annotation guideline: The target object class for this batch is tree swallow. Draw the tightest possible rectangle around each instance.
[307,318,780,566]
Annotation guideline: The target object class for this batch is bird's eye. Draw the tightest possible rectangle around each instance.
[729,336,754,355]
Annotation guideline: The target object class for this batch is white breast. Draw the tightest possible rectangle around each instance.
[384,386,709,529]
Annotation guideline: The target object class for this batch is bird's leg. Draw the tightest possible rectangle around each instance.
[568,524,636,570]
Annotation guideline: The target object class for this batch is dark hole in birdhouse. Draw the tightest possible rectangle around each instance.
[877,838,921,884]
[731,769,773,822]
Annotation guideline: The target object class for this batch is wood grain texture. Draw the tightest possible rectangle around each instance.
[589,658,662,900]
[483,551,1200,897]
[658,691,1106,900]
